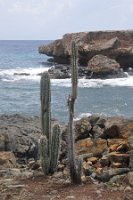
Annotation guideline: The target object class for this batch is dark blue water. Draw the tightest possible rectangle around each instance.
[0,40,133,122]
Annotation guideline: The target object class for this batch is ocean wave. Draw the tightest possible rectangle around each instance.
[1,68,133,88]
[51,76,133,88]
[0,66,49,82]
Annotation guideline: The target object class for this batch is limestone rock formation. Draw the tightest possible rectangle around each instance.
[39,30,133,71]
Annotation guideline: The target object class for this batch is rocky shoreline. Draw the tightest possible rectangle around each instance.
[38,30,133,79]
[0,114,133,187]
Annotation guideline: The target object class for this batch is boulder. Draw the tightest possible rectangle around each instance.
[87,54,126,79]
[88,54,120,73]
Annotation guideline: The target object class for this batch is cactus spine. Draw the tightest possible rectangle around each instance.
[40,72,60,175]
[67,41,82,184]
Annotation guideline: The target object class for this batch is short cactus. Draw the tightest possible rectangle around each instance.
[40,72,60,175]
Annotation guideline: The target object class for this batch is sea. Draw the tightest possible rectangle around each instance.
[0,40,133,123]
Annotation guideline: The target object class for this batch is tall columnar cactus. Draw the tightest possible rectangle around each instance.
[40,72,60,175]
[67,41,82,184]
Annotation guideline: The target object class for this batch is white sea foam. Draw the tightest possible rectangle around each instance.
[51,75,133,88]
[1,68,133,88]
[0,66,49,82]
[74,112,92,121]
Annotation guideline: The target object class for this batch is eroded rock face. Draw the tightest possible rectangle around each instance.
[39,30,133,70]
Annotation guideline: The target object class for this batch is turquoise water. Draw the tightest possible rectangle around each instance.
[0,40,133,122]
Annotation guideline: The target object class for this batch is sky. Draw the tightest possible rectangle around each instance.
[0,0,133,40]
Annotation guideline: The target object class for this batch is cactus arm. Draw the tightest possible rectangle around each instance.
[40,135,50,175]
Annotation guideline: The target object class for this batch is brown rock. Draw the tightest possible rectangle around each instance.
[75,138,107,156]
[88,54,120,73]
[108,139,128,147]
[109,144,119,152]
[39,30,133,69]
[0,151,16,169]
[109,142,129,153]
[102,118,133,139]
[87,157,98,164]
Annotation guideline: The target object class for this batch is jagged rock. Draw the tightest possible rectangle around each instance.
[96,168,129,182]
[0,115,65,164]
[48,65,70,79]
[75,118,92,140]
[39,30,133,72]
[75,138,107,156]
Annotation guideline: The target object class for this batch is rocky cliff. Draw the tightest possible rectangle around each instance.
[39,30,133,71]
